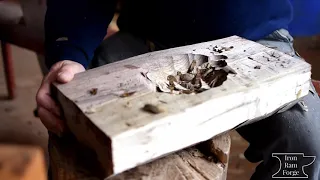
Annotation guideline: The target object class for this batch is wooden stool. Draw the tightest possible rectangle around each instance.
[49,133,231,180]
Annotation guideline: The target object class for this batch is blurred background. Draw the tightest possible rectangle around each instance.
[0,0,319,179]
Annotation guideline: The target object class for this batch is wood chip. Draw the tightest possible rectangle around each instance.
[210,60,227,68]
[179,82,194,90]
[124,65,139,69]
[142,104,164,114]
[212,46,233,53]
[160,59,235,94]
[89,88,98,95]
[187,60,197,73]
[119,91,136,98]
[254,65,261,69]
[204,70,228,88]
[167,75,177,82]
[221,46,234,51]
[179,90,195,94]
[180,73,195,82]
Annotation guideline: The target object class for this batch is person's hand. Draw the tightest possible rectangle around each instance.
[36,60,85,135]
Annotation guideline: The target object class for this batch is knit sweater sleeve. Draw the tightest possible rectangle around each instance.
[44,0,116,68]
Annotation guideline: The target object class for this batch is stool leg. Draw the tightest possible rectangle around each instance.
[36,54,49,75]
[312,80,320,96]
[1,41,15,99]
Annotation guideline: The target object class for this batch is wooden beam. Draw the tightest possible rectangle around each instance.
[54,36,311,177]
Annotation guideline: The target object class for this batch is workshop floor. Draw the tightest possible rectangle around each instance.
[0,45,257,179]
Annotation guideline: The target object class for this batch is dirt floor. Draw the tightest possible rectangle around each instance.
[0,45,47,149]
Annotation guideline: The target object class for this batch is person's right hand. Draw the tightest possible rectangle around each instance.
[36,60,85,135]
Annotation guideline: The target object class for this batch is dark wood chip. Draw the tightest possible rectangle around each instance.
[179,82,194,90]
[192,71,202,89]
[203,70,228,88]
[165,57,234,94]
[89,88,98,95]
[119,91,136,98]
[202,68,213,77]
[179,90,195,94]
[124,65,139,69]
[142,104,163,114]
[211,60,227,68]
[254,65,261,69]
[187,60,197,73]
[167,75,177,82]
[180,73,195,82]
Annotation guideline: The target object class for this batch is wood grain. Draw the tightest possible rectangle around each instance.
[49,133,231,180]
[54,36,311,177]
[0,145,47,180]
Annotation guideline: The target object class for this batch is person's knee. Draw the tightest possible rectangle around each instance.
[239,91,320,179]
[239,91,320,156]
[272,91,320,155]
[91,31,149,67]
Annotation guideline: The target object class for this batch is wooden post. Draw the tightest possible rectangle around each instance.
[1,41,15,99]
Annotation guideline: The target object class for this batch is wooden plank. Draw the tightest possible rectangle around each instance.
[0,145,47,180]
[49,133,230,180]
[54,36,311,177]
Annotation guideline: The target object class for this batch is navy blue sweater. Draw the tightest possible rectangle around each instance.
[45,0,294,68]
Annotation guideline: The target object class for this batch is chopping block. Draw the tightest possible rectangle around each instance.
[49,133,231,180]
[53,36,311,178]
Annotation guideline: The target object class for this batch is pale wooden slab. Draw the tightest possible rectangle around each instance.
[54,36,311,177]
